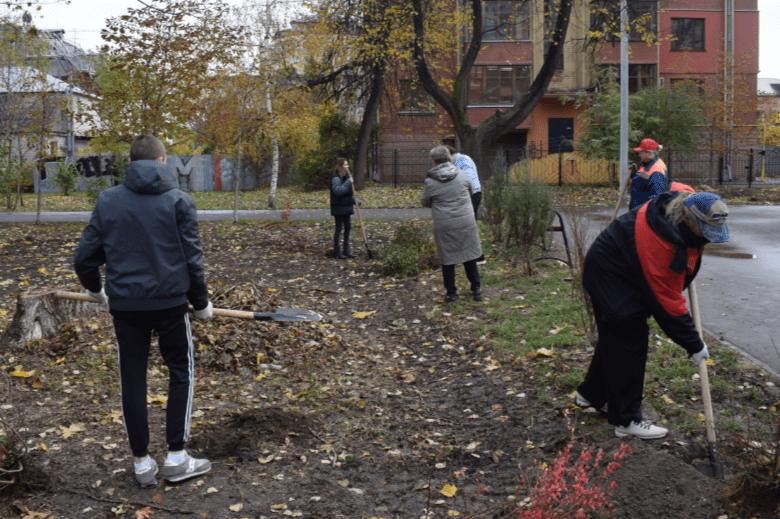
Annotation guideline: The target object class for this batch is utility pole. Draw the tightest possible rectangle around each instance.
[618,0,629,196]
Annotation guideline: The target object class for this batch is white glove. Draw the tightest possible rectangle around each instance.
[691,343,709,367]
[87,287,109,308]
[193,301,213,319]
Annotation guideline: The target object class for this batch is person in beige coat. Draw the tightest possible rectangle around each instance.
[421,146,483,302]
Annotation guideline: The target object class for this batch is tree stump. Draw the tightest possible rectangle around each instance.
[1,289,102,351]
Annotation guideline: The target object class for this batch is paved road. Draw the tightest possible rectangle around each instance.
[2,205,777,375]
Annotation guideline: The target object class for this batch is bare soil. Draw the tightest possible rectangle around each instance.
[0,217,778,519]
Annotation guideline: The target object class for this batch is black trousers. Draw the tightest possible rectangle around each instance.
[334,215,352,253]
[112,305,194,458]
[577,305,649,427]
[471,191,482,217]
[442,260,480,296]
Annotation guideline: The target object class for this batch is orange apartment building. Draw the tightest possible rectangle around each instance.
[375,0,758,183]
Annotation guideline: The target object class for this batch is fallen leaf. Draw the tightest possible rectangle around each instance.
[134,507,153,519]
[61,423,86,439]
[228,503,243,512]
[353,311,376,319]
[440,484,457,498]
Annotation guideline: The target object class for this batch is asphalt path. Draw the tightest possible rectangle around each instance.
[1,204,777,375]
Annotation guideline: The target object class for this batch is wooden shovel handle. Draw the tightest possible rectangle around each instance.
[57,291,257,319]
[688,281,717,444]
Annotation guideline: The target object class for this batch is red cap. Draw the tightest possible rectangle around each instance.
[634,138,659,152]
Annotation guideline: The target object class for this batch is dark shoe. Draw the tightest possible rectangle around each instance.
[163,451,211,482]
[344,251,356,259]
[444,293,458,303]
[472,289,483,301]
[334,251,346,259]
[476,255,486,266]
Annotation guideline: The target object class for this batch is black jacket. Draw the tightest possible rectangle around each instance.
[74,160,209,312]
[583,191,706,355]
[330,173,354,216]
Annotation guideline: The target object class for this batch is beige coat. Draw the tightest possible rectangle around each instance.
[421,162,482,265]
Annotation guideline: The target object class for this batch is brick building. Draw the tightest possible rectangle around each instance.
[375,0,759,183]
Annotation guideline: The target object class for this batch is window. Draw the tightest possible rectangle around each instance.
[671,18,704,51]
[482,1,530,41]
[590,0,657,42]
[399,80,435,113]
[670,78,704,95]
[468,65,531,105]
[600,64,657,93]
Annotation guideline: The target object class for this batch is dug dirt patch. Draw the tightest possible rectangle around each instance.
[0,219,776,518]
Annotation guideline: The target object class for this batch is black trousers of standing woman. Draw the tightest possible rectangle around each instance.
[334,214,352,255]
[442,259,480,297]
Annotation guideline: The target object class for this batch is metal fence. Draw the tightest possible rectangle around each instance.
[371,144,780,187]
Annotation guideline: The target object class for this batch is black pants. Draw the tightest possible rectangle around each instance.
[334,215,352,254]
[471,191,482,217]
[577,306,649,427]
[442,260,480,297]
[112,305,194,458]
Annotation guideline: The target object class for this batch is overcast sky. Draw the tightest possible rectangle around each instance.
[8,0,780,78]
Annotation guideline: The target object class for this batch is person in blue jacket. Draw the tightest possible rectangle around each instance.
[629,138,668,209]
[74,135,213,487]
[330,158,356,259]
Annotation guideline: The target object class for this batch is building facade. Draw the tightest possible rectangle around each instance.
[376,0,758,183]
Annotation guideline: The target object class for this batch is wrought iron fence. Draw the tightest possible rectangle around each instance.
[371,144,780,187]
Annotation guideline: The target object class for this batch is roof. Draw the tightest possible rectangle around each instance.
[757,78,780,96]
[0,66,89,95]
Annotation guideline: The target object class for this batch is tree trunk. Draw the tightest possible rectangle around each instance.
[1,291,101,351]
[266,82,279,209]
[268,137,279,209]
[354,63,385,191]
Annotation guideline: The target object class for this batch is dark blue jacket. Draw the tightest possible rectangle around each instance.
[629,157,668,209]
[330,173,354,216]
[583,191,705,355]
[74,160,209,312]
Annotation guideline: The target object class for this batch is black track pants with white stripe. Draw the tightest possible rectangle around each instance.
[112,304,194,458]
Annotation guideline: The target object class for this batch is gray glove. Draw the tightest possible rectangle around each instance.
[691,343,709,367]
[343,171,351,179]
[193,301,213,319]
[87,287,109,308]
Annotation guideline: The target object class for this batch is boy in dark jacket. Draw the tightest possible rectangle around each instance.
[575,191,728,439]
[74,135,213,487]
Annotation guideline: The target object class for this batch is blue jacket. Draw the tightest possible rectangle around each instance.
[330,173,354,216]
[74,160,209,312]
[629,157,668,209]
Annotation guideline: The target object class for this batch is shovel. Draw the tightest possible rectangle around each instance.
[688,280,722,477]
[350,181,373,259]
[55,291,322,322]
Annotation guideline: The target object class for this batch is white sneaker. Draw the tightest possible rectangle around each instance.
[574,392,604,411]
[163,450,211,482]
[614,420,668,439]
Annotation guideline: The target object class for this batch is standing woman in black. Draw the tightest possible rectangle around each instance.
[330,158,355,259]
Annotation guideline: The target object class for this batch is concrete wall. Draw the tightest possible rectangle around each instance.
[35,154,289,194]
